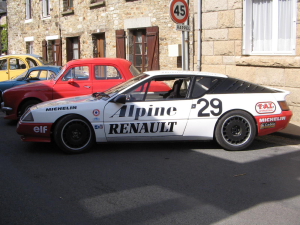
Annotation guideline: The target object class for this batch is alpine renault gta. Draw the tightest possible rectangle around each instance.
[17,70,293,154]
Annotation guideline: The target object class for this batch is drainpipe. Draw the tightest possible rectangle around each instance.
[197,0,202,71]
[184,0,189,70]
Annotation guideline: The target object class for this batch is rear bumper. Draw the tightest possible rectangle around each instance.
[17,121,53,142]
[255,111,293,136]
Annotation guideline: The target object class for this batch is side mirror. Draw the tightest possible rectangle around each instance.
[113,94,126,104]
[68,78,75,84]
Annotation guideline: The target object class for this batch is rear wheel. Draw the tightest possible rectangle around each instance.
[19,99,41,117]
[215,110,256,151]
[54,115,95,154]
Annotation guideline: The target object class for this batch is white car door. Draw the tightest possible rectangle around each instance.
[103,77,193,141]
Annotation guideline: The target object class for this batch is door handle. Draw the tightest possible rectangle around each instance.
[84,86,91,89]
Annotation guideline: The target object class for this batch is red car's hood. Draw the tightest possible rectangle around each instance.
[7,80,54,91]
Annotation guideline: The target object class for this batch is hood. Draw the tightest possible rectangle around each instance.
[33,94,101,110]
[8,80,54,91]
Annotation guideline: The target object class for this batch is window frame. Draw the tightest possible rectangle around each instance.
[42,0,51,18]
[25,0,32,20]
[243,0,297,56]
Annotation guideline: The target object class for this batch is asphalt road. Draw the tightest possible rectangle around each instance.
[1,111,300,225]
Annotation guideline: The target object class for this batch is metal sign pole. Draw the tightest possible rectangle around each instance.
[182,31,185,70]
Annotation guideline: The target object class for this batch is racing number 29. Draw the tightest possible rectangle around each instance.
[197,98,222,117]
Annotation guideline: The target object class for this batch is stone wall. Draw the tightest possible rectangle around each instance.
[7,0,194,69]
[198,0,300,122]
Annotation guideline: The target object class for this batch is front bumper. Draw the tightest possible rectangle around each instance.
[17,121,53,142]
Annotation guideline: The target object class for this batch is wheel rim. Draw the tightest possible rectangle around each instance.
[221,115,252,146]
[61,119,92,151]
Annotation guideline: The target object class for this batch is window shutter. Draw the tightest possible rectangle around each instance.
[146,26,159,70]
[116,30,126,59]
[66,38,73,62]
[42,39,47,62]
[55,39,62,66]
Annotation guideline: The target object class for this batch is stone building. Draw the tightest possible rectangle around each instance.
[6,0,300,122]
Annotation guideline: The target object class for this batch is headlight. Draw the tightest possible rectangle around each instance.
[21,110,34,121]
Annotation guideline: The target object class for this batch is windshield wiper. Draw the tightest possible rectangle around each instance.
[92,92,110,99]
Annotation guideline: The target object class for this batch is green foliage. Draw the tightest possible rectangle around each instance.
[1,24,8,53]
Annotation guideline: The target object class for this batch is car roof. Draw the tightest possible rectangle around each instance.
[28,65,61,70]
[143,70,228,78]
[66,58,132,66]
[0,54,43,58]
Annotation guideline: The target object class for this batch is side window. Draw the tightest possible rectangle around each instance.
[192,77,219,98]
[125,77,190,102]
[0,59,7,70]
[28,70,40,79]
[26,58,38,68]
[48,71,56,80]
[62,66,89,81]
[39,70,48,79]
[9,58,26,70]
[94,66,121,80]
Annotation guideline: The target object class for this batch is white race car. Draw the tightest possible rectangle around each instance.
[17,70,293,153]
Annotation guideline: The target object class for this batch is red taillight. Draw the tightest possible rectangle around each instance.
[278,101,290,111]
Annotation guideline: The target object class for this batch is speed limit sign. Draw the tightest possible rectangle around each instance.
[169,0,189,24]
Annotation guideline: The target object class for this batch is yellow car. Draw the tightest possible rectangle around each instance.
[0,54,44,81]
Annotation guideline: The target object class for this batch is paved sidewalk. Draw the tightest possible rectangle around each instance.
[276,121,300,138]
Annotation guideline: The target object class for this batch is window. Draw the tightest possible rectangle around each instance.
[26,0,32,20]
[63,0,73,11]
[66,37,80,61]
[0,59,7,70]
[116,27,159,72]
[124,77,190,102]
[191,77,219,98]
[92,33,105,58]
[42,0,50,18]
[26,58,39,68]
[9,58,26,70]
[243,0,297,55]
[94,66,121,79]
[42,39,62,66]
[62,66,89,81]
[26,42,34,54]
[129,29,148,72]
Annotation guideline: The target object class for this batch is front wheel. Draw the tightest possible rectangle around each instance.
[54,115,95,154]
[215,110,256,151]
[19,99,41,117]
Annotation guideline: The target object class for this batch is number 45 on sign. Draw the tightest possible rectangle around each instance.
[169,0,189,24]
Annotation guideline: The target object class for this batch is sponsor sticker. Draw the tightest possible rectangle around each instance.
[34,126,48,133]
[255,102,276,114]
[93,109,100,116]
[260,122,276,129]
[94,124,103,129]
[46,106,77,111]
[259,116,286,123]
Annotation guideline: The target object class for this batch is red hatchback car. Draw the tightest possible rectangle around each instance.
[1,58,140,120]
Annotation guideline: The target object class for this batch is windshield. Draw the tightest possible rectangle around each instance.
[54,65,67,81]
[14,71,28,80]
[130,65,141,77]
[104,73,149,96]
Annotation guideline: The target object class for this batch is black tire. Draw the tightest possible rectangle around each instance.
[215,110,256,151]
[19,99,41,117]
[54,114,95,154]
